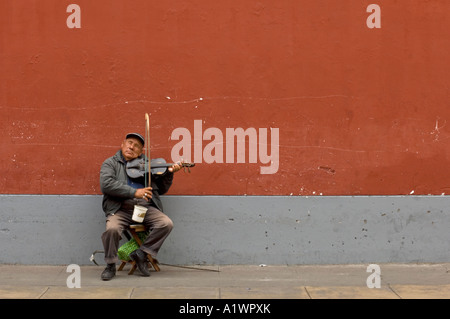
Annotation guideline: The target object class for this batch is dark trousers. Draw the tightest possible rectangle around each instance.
[101,199,173,264]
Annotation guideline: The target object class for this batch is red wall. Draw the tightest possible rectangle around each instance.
[1,1,450,196]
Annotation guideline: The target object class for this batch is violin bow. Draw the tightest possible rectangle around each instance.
[145,113,151,187]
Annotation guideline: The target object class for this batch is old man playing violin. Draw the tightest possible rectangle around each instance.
[99,132,183,281]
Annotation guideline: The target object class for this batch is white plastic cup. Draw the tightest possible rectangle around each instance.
[132,205,147,223]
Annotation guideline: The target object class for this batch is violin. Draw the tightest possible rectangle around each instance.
[126,157,195,179]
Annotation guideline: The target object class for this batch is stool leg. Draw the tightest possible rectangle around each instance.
[147,254,160,272]
[129,228,161,272]
[118,261,126,271]
[130,229,143,246]
[128,262,137,275]
[128,229,143,274]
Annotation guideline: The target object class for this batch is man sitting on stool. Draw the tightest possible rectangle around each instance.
[99,132,182,281]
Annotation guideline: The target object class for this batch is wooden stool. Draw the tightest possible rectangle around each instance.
[118,224,160,275]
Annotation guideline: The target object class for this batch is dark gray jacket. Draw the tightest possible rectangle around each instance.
[99,150,173,217]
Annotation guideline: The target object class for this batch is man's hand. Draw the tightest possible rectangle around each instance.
[135,187,153,201]
[168,161,183,173]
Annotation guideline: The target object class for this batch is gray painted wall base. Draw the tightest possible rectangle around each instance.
[0,195,449,265]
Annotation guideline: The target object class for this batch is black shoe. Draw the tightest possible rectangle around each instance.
[129,249,151,277]
[101,263,116,281]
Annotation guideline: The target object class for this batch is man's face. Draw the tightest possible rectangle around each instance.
[121,137,144,161]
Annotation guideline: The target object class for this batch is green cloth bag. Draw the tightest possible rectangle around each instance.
[117,232,148,261]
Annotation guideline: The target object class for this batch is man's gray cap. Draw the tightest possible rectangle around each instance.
[126,132,145,146]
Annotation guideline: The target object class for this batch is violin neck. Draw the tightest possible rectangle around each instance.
[151,163,173,168]
[151,163,191,168]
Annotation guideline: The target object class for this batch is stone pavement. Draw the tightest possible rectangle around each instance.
[1,263,450,299]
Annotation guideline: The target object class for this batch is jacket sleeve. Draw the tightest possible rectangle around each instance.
[100,158,136,199]
[153,171,174,195]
